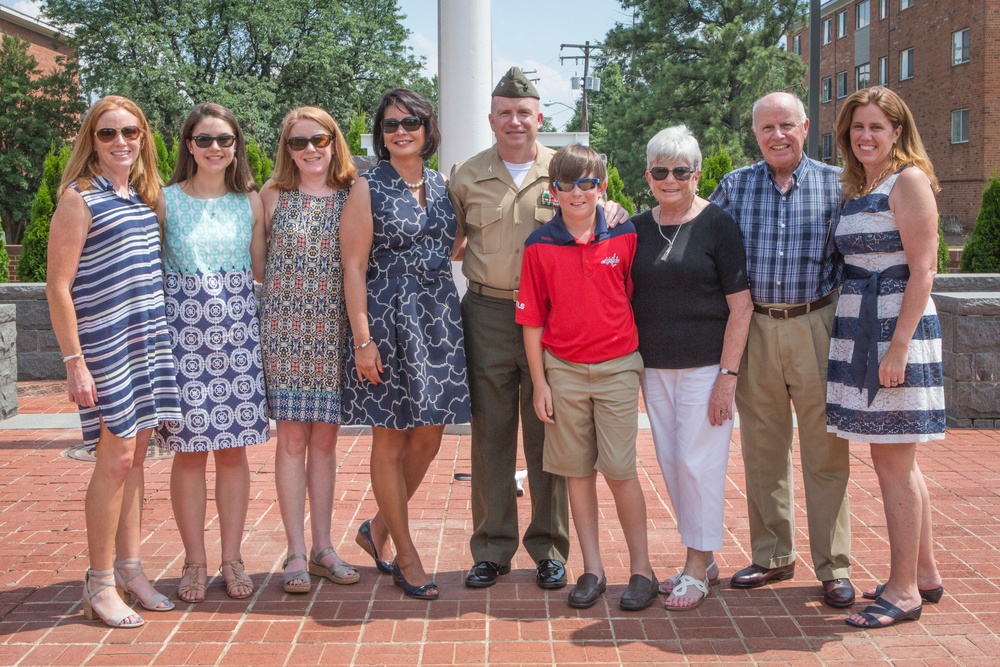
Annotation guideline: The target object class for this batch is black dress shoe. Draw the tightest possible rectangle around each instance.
[619,572,658,611]
[822,578,855,608]
[730,562,796,589]
[567,573,606,608]
[536,559,567,590]
[464,561,511,588]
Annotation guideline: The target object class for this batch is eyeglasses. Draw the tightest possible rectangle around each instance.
[190,134,236,148]
[551,177,602,192]
[380,116,424,133]
[648,166,696,181]
[286,134,334,151]
[94,126,142,143]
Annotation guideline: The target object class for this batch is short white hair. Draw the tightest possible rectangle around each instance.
[752,92,807,127]
[646,125,702,170]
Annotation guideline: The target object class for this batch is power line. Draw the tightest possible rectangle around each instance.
[559,41,604,131]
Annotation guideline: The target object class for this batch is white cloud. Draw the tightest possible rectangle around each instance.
[407,31,438,79]
[8,1,42,18]
[494,57,579,131]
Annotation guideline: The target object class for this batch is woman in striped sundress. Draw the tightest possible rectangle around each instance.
[826,87,945,630]
[47,96,182,629]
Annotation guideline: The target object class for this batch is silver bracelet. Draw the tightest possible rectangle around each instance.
[63,353,85,363]
[354,336,375,350]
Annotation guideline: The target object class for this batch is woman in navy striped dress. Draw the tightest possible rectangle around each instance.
[47,96,182,628]
[826,87,945,629]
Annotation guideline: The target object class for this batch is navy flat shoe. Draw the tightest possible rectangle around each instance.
[355,519,392,574]
[862,583,944,604]
[846,595,922,628]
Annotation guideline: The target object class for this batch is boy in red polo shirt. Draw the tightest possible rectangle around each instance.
[516,144,656,611]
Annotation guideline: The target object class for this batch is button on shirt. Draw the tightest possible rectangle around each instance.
[709,156,843,305]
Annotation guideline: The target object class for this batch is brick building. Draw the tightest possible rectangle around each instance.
[0,3,71,75]
[788,0,1000,240]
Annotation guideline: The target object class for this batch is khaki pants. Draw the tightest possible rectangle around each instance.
[462,291,570,565]
[735,300,852,581]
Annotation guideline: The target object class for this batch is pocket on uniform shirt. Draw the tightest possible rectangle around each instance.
[466,205,503,255]
[534,206,556,225]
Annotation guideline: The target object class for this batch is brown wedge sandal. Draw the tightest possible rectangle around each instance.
[309,547,360,585]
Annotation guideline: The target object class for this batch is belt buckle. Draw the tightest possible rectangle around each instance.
[512,289,519,302]
[768,306,790,320]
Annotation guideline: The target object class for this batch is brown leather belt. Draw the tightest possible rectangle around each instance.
[468,281,518,301]
[753,291,836,320]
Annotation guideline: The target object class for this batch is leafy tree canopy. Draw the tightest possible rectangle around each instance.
[42,0,430,148]
[0,34,84,243]
[598,0,806,203]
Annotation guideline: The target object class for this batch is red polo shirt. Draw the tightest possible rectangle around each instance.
[515,208,638,364]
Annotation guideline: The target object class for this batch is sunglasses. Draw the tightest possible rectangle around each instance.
[648,166,696,181]
[286,133,334,151]
[190,134,236,148]
[551,177,602,192]
[94,126,142,143]
[381,116,424,133]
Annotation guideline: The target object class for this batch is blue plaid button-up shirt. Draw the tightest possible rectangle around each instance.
[710,156,843,305]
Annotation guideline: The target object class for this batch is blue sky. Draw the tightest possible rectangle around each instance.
[391,0,631,129]
[9,0,630,130]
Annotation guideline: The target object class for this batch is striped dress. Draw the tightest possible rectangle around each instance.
[826,168,945,443]
[72,176,181,446]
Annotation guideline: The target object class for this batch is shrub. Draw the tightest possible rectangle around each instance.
[937,214,950,274]
[245,138,273,188]
[0,213,9,283]
[154,131,172,182]
[699,144,734,199]
[605,163,635,216]
[19,179,53,282]
[962,176,1000,272]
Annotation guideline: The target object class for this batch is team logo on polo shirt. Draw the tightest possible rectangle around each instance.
[601,253,621,267]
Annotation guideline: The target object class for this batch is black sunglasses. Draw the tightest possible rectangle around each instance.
[190,134,236,148]
[649,166,696,181]
[551,177,601,192]
[286,134,334,151]
[381,116,424,133]
[94,126,142,143]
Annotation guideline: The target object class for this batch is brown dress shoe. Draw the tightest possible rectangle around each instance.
[822,578,855,608]
[730,562,796,589]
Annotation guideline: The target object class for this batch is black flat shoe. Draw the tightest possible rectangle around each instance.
[862,582,944,604]
[845,595,922,628]
[536,559,567,590]
[619,572,658,611]
[355,519,392,574]
[567,573,606,609]
[464,561,511,588]
[390,561,439,600]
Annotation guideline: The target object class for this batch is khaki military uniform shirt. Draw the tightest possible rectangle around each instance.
[449,142,558,292]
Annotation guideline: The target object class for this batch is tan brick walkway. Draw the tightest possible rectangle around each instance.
[1,382,998,665]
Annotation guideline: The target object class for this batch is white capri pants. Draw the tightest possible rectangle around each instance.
[642,365,734,552]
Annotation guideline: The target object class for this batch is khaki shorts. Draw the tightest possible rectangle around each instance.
[542,350,642,480]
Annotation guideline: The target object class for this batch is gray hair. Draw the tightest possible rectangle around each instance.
[646,125,702,170]
[751,92,807,127]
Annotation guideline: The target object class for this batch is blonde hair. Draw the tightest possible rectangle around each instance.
[835,86,939,201]
[271,106,356,191]
[59,96,161,207]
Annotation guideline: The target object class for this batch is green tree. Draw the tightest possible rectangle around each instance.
[0,34,84,243]
[698,144,734,198]
[600,0,806,199]
[0,213,9,283]
[245,138,274,187]
[345,108,368,156]
[154,131,172,182]
[962,176,1000,273]
[19,180,55,283]
[605,163,635,216]
[938,216,951,275]
[43,0,426,149]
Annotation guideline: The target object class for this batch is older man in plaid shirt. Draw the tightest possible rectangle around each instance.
[710,91,854,609]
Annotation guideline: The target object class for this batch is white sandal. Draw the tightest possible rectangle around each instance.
[664,574,710,611]
[659,560,720,594]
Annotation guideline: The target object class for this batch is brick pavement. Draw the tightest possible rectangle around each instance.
[1,382,999,666]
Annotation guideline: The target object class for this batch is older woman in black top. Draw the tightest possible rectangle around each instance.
[631,125,753,611]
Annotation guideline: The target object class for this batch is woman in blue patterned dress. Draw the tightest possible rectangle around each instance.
[827,87,945,629]
[152,104,270,603]
[252,107,360,593]
[47,96,182,628]
[342,89,471,600]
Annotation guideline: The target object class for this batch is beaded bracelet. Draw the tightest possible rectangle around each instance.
[62,353,85,363]
[354,337,375,350]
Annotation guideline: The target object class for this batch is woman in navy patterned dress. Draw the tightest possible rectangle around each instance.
[827,87,945,629]
[153,103,270,603]
[47,96,182,628]
[253,107,360,593]
[342,89,470,600]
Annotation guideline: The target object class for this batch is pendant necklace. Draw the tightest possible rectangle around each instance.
[656,209,684,263]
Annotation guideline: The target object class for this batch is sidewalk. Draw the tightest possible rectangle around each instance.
[0,381,998,666]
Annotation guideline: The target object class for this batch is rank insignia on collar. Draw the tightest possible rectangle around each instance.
[540,190,556,207]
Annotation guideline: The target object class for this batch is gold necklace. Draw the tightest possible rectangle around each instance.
[862,162,893,196]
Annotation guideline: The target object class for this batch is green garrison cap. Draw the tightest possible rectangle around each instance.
[492,67,540,99]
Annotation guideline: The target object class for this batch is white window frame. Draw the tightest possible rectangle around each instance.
[822,133,833,161]
[900,0,913,10]
[951,108,969,144]
[856,63,871,89]
[837,10,848,38]
[793,34,802,55]
[822,76,833,102]
[857,1,870,29]
[952,29,970,66]
[837,70,849,98]
[900,48,914,81]
[823,18,833,45]
[880,0,888,19]
[879,56,889,85]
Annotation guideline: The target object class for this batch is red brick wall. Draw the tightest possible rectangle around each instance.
[0,16,73,76]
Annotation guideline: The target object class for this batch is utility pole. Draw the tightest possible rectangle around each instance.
[560,41,603,132]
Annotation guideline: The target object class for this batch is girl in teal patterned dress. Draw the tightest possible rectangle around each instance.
[154,104,270,603]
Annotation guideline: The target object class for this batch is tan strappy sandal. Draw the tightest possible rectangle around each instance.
[114,558,174,611]
[282,553,311,594]
[177,563,207,603]
[219,559,254,600]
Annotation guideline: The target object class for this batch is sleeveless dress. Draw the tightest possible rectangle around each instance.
[152,186,270,452]
[342,161,471,429]
[826,168,946,443]
[258,189,349,423]
[71,176,181,447]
